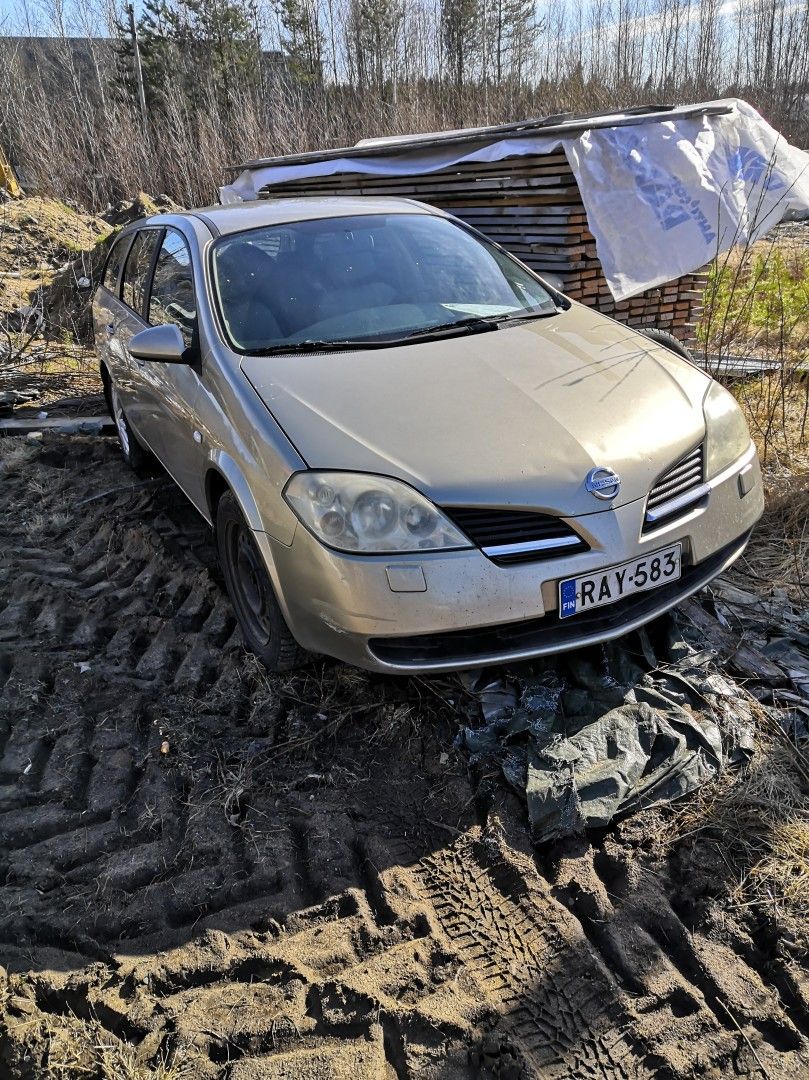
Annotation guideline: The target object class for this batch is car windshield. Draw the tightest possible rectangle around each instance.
[211,212,558,353]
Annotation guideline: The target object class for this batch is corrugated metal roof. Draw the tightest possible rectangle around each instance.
[227,100,734,175]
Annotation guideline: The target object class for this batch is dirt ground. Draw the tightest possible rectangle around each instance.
[0,433,807,1079]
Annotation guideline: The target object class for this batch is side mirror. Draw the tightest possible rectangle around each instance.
[128,324,191,364]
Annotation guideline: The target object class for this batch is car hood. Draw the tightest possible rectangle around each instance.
[241,306,711,517]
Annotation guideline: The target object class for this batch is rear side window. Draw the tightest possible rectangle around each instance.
[122,230,160,316]
[149,229,197,346]
[102,234,131,293]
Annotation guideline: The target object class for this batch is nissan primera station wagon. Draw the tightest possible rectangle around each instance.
[94,198,763,673]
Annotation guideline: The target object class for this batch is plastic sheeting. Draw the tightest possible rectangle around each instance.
[565,100,809,300]
[456,627,756,844]
[220,131,565,199]
[221,98,809,302]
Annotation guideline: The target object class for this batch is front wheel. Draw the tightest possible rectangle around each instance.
[637,327,695,363]
[216,491,306,672]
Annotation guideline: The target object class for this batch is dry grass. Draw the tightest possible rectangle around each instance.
[741,474,809,602]
[0,985,195,1080]
[719,281,809,603]
[46,1020,195,1079]
[750,820,809,907]
[687,345,809,925]
[22,509,73,540]
[0,446,75,536]
[0,437,41,477]
[701,223,809,476]
[669,703,809,928]
[735,380,809,474]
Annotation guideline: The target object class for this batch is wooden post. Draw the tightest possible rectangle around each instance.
[128,3,148,129]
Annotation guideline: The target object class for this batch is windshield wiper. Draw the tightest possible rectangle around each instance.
[243,307,563,356]
[243,319,501,354]
[244,339,380,356]
[402,308,561,341]
[402,315,503,341]
[497,306,562,323]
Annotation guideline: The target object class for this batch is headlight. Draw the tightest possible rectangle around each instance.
[284,471,473,553]
[703,381,751,479]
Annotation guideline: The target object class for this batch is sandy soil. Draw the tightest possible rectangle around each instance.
[0,197,108,319]
[0,433,807,1078]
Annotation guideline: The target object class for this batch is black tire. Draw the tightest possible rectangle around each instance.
[216,490,307,672]
[100,364,114,418]
[637,327,695,363]
[108,378,151,471]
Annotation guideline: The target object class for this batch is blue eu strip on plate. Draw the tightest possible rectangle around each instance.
[560,578,577,618]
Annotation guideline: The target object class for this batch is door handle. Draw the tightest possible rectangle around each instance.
[106,323,116,335]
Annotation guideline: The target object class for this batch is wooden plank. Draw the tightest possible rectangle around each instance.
[266,175,579,198]
[446,205,583,219]
[340,173,577,192]
[427,191,583,206]
[522,243,590,255]
[319,183,582,200]
[451,223,582,237]
[447,219,582,233]
[362,171,578,191]
[455,221,586,237]
[271,158,573,184]
[497,243,588,256]
[518,256,588,269]
[274,174,576,196]
[446,154,571,172]
[263,153,574,188]
[449,212,582,225]
[702,353,807,378]
[0,415,114,436]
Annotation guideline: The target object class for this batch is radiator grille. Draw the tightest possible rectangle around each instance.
[644,444,706,529]
[443,507,588,566]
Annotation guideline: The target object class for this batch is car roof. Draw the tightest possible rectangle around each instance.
[164,195,440,236]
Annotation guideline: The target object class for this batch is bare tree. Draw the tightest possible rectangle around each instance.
[1,0,807,210]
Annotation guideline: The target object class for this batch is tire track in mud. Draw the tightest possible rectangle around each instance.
[0,436,488,1078]
[416,825,647,1078]
[1,435,808,1079]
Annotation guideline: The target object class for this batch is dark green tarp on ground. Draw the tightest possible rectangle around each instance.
[457,626,756,843]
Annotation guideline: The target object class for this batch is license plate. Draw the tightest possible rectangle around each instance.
[558,543,682,619]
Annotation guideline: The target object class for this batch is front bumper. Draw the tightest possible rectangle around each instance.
[261,442,763,673]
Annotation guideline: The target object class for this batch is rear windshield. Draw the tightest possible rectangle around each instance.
[211,213,556,353]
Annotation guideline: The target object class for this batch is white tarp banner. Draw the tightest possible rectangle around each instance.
[221,99,809,301]
[565,99,809,299]
[219,132,567,198]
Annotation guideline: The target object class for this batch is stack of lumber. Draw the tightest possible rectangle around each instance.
[257,151,706,342]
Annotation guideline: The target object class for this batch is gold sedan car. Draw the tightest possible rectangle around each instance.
[93,197,763,672]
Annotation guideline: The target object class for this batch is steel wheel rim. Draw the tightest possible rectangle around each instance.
[111,386,130,457]
[229,520,273,646]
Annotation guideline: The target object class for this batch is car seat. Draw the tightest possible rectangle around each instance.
[314,232,397,324]
[215,243,283,349]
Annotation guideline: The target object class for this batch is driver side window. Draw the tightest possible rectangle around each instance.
[149,229,197,346]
